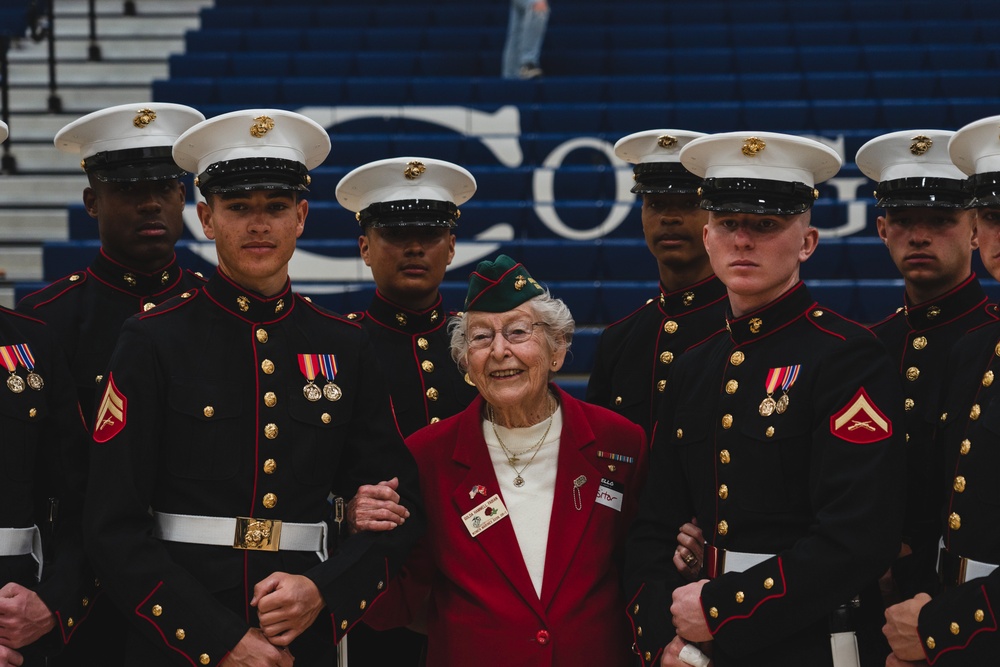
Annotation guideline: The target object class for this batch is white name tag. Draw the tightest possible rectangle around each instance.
[596,478,623,512]
[461,494,509,538]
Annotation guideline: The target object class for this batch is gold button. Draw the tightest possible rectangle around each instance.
[721,414,733,429]
[360,600,367,610]
[657,380,666,392]
[264,392,277,408]
[430,417,440,424]
[726,380,738,394]
[926,637,935,650]
[976,609,985,623]
[421,360,434,373]
[904,398,915,411]
[346,312,357,320]
[256,328,268,344]
[426,387,439,401]
[961,439,971,455]
[263,459,276,474]
[676,428,683,439]
[664,321,678,334]
[82,597,89,606]
[263,493,277,509]
[941,412,948,422]
[67,617,74,627]
[614,396,622,406]
[95,374,103,383]
[608,464,616,472]
[659,351,674,364]
[152,604,162,617]
[709,607,719,618]
[143,302,156,312]
[200,655,210,665]
[985,371,995,387]
[913,336,928,350]
[633,603,640,614]
[181,292,191,299]
[765,426,775,438]
[321,413,332,424]
[176,628,186,640]
[264,423,278,439]
[735,591,745,603]
[720,450,731,464]
[69,274,81,282]
[718,484,728,500]
[377,580,384,590]
[28,408,37,418]
[749,318,762,334]
[203,406,215,418]
[341,620,349,630]
[906,366,920,381]
[730,351,745,366]
[764,578,774,589]
[950,622,960,635]
[644,651,652,661]
[417,337,429,350]
[812,310,824,317]
[261,359,274,374]
[971,404,982,420]
[949,512,961,530]
[717,520,728,535]
[995,341,1000,357]
[637,626,643,637]
[954,476,966,493]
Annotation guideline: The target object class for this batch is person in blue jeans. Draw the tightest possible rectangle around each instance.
[501,0,549,79]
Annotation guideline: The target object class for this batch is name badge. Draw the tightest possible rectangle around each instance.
[595,478,624,512]
[462,494,509,538]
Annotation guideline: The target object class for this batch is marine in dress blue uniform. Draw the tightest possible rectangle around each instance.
[625,132,905,667]
[587,130,727,437]
[857,131,997,599]
[0,121,92,667]
[82,109,424,667]
[882,115,1000,666]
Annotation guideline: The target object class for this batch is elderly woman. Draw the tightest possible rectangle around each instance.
[361,254,647,666]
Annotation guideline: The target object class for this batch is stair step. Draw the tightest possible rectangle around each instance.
[7,36,185,60]
[0,175,88,205]
[0,210,69,243]
[8,85,152,113]
[7,61,169,85]
[0,247,43,282]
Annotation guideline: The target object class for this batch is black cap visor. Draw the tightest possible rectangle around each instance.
[84,146,185,182]
[197,157,310,194]
[358,199,459,228]
[699,177,817,215]
[630,163,703,195]
[970,173,1000,208]
[874,177,972,209]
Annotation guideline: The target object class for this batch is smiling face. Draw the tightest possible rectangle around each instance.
[197,190,307,296]
[465,303,566,426]
[359,225,456,310]
[876,207,977,304]
[85,177,186,272]
[641,192,712,289]
[703,211,818,316]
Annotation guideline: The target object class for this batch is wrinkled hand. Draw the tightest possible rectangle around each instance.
[673,519,705,581]
[0,645,22,667]
[0,582,55,649]
[884,593,931,661]
[346,478,409,536]
[660,635,713,667]
[671,580,712,643]
[220,628,293,667]
[252,573,324,647]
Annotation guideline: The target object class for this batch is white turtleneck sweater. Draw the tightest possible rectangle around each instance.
[482,405,563,599]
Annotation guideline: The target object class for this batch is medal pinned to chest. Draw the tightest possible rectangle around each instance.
[759,365,800,417]
[0,344,43,394]
[298,354,342,402]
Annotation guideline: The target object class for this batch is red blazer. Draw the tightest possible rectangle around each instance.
[366,385,647,666]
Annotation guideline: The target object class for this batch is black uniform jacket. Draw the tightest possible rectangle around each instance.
[625,283,905,666]
[16,249,207,426]
[872,274,997,593]
[351,290,477,437]
[917,317,1000,665]
[82,271,424,667]
[586,275,728,438]
[0,308,91,651]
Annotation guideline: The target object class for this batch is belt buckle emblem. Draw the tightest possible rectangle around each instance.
[234,517,282,551]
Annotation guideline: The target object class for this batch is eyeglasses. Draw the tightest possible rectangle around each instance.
[466,322,548,349]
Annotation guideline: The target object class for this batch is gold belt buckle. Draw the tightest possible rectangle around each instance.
[234,517,282,551]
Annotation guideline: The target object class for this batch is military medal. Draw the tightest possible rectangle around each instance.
[297,354,322,401]
[0,346,24,393]
[319,354,342,401]
[760,365,800,416]
[13,344,43,390]
[775,365,800,414]
[759,366,782,416]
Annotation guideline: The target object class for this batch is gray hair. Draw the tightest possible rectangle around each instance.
[449,290,575,372]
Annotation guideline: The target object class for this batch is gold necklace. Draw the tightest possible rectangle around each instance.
[488,397,555,488]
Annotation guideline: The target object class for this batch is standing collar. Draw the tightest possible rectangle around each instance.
[90,249,183,296]
[202,270,294,322]
[658,274,728,314]
[903,274,986,331]
[726,282,815,346]
[366,290,447,333]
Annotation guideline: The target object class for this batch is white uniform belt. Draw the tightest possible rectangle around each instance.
[153,512,327,558]
[0,526,43,580]
[706,546,774,577]
[938,538,998,585]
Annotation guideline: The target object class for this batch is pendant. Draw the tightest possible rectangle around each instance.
[513,475,525,488]
[7,374,24,394]
[26,372,43,391]
[324,382,342,401]
[758,396,776,417]
[303,382,322,402]
[775,394,789,414]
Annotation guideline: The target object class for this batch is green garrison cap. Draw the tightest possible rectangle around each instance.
[464,254,545,312]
